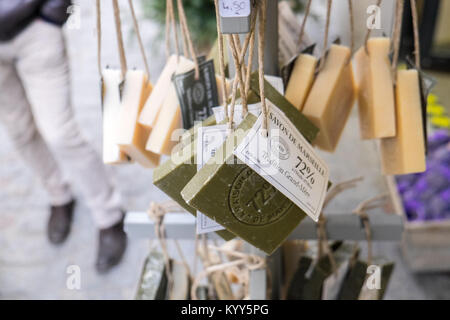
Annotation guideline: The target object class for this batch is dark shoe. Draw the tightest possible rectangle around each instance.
[96,216,127,274]
[47,199,76,245]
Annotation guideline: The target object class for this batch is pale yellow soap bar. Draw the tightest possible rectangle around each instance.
[101,69,131,164]
[145,84,182,156]
[116,70,160,168]
[285,54,317,111]
[303,45,355,152]
[354,37,396,139]
[139,55,192,129]
[380,69,426,175]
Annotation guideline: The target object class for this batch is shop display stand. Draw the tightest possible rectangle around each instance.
[124,0,403,299]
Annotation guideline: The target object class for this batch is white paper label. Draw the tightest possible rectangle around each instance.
[196,125,228,234]
[219,0,251,18]
[233,104,329,222]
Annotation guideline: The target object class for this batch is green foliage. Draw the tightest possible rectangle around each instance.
[140,0,304,50]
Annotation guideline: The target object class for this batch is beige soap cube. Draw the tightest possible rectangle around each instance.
[101,69,131,165]
[116,70,160,168]
[354,37,396,139]
[285,54,317,111]
[139,55,193,129]
[145,84,183,156]
[380,70,426,175]
[303,45,356,152]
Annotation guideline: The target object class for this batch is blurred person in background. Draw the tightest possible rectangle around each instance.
[0,0,126,273]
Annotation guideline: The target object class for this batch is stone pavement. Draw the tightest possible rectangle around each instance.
[0,0,449,300]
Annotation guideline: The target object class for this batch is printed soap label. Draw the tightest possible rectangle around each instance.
[196,125,228,234]
[173,59,219,130]
[233,104,329,222]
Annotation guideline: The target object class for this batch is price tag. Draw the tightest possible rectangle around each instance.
[219,0,252,34]
[233,104,329,222]
[196,125,228,234]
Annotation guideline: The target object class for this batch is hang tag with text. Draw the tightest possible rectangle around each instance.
[233,104,329,222]
[173,59,219,130]
[196,125,228,234]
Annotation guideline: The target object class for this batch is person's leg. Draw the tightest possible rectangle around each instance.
[14,20,123,230]
[13,19,126,272]
[0,52,73,207]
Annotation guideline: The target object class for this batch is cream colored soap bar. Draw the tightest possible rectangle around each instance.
[380,70,426,175]
[303,45,355,152]
[101,69,131,164]
[145,84,182,156]
[139,55,191,129]
[285,54,317,111]
[354,38,396,139]
[116,70,160,168]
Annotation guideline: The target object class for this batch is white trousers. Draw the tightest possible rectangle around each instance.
[0,19,122,229]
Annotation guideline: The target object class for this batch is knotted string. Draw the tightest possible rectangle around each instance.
[352,194,389,266]
[191,245,265,300]
[147,201,188,295]
[316,177,363,273]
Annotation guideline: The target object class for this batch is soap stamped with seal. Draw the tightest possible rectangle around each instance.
[229,167,292,226]
[233,105,329,222]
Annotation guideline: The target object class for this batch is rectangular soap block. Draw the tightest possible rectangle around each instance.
[285,54,317,111]
[358,258,394,300]
[354,37,396,139]
[380,70,426,175]
[116,69,160,168]
[135,250,168,300]
[181,114,312,255]
[303,44,356,152]
[169,260,190,300]
[153,117,235,241]
[101,69,131,164]
[139,55,188,128]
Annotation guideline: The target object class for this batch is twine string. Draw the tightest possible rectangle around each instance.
[127,0,150,77]
[410,0,421,70]
[318,0,332,73]
[298,0,312,51]
[112,0,127,78]
[258,0,268,136]
[391,0,404,81]
[364,0,383,54]
[177,0,200,78]
[95,0,102,77]
[346,0,354,65]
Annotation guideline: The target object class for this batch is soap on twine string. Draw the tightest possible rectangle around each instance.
[316,177,363,274]
[214,0,258,133]
[147,201,194,294]
[352,193,390,266]
[190,245,266,300]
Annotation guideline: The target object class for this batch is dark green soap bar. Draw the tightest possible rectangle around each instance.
[352,258,394,300]
[153,118,235,241]
[181,114,313,255]
[286,256,313,300]
[135,250,168,300]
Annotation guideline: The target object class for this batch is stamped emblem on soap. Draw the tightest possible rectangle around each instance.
[228,167,292,226]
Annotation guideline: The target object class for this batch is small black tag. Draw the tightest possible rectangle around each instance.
[173,59,219,130]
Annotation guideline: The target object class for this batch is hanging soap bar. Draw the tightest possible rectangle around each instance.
[115,69,160,168]
[153,117,235,241]
[354,37,396,139]
[169,261,190,300]
[285,54,317,111]
[138,55,189,129]
[357,258,394,300]
[101,69,131,164]
[135,250,168,300]
[380,69,426,175]
[303,44,356,152]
